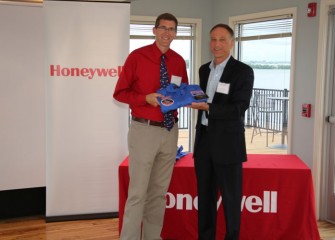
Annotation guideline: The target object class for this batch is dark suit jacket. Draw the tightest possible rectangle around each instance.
[193,56,254,165]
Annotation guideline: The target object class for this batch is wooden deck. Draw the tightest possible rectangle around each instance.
[178,126,287,154]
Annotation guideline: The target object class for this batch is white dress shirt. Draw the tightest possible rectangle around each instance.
[201,56,230,126]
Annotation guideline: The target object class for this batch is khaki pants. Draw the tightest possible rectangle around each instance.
[120,120,178,240]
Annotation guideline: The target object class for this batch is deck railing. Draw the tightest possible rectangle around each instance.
[246,88,289,132]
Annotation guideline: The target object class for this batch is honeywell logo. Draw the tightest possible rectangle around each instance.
[166,191,277,213]
[49,64,123,80]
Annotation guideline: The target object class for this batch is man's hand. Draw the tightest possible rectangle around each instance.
[188,102,209,111]
[146,93,164,107]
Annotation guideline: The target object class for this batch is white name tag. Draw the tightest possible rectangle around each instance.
[171,75,182,86]
[217,82,230,94]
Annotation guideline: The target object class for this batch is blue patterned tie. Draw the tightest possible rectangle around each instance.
[160,55,174,131]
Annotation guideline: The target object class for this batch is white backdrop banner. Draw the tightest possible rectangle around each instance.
[45,0,129,216]
[0,4,45,191]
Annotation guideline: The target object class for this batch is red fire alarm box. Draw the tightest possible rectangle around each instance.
[302,104,311,118]
[308,2,317,17]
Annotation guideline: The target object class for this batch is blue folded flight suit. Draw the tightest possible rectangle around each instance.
[157,83,208,113]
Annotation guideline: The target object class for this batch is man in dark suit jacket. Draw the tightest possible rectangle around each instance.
[189,24,254,240]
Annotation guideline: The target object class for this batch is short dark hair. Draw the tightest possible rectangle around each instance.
[210,24,234,38]
[155,13,178,30]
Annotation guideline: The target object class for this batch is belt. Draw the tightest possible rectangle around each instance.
[132,117,178,128]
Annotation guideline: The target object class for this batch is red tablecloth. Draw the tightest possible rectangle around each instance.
[118,154,320,240]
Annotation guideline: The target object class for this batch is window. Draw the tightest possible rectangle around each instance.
[230,9,296,153]
[234,15,292,90]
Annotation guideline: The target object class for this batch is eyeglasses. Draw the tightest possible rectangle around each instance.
[156,26,176,33]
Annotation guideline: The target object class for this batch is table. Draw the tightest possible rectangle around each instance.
[267,96,289,149]
[119,154,320,240]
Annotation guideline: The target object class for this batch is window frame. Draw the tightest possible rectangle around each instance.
[229,8,297,154]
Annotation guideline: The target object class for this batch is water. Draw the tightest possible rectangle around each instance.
[253,69,290,90]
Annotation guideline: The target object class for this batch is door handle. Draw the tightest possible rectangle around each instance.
[327,116,335,124]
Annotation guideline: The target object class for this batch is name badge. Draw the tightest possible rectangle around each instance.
[171,75,182,86]
[217,82,230,94]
